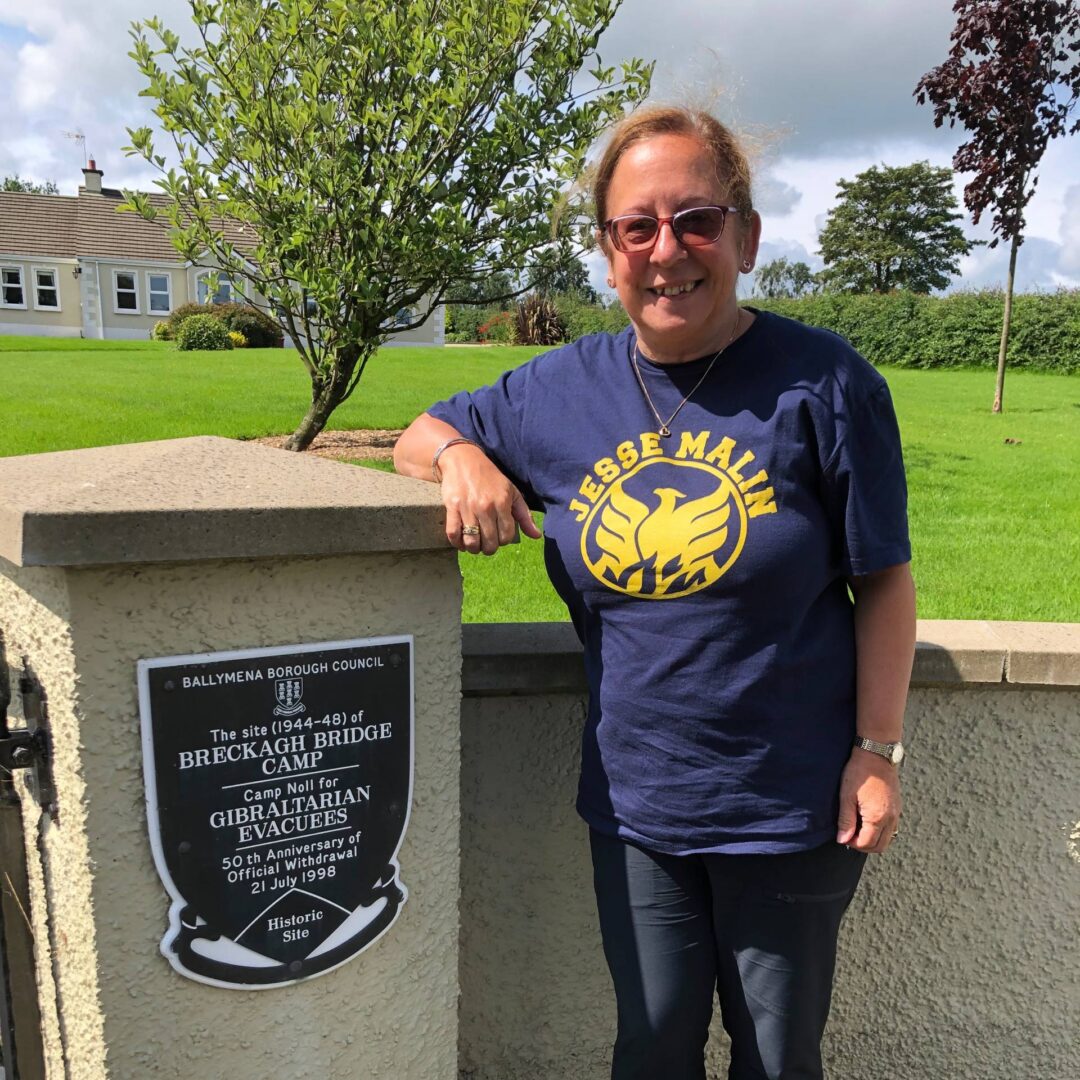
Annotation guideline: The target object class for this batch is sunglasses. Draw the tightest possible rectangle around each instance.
[602,205,740,253]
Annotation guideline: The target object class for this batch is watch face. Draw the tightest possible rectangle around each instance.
[890,743,905,765]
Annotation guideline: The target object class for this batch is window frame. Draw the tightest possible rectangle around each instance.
[32,266,61,312]
[112,269,141,315]
[196,271,239,306]
[1,265,27,309]
[146,270,173,315]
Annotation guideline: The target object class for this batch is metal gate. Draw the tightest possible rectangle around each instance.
[0,631,47,1080]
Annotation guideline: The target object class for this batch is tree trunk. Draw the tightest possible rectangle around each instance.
[284,344,362,451]
[993,234,1019,414]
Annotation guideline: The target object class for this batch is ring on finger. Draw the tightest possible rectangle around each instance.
[462,524,481,537]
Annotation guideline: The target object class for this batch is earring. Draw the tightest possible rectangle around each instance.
[742,260,752,271]
[606,278,615,288]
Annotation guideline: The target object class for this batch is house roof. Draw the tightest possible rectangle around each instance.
[0,192,78,258]
[0,186,258,263]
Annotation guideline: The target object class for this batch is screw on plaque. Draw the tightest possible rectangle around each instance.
[390,652,403,668]
[178,841,192,854]
[288,960,303,974]
[164,680,176,691]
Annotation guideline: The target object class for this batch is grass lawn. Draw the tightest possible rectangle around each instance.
[0,336,551,455]
[2,336,1077,623]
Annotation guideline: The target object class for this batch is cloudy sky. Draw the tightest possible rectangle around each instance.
[2,0,1078,296]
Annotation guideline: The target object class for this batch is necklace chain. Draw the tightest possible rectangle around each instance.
[630,309,742,438]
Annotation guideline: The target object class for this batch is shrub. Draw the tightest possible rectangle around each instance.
[514,294,564,346]
[450,297,631,344]
[750,289,1080,373]
[167,302,217,335]
[164,300,284,347]
[177,313,233,351]
[151,320,173,341]
[477,309,517,344]
[554,294,630,341]
[447,303,500,343]
[215,303,285,348]
[227,330,248,348]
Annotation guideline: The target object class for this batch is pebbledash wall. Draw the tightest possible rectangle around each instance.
[459,622,1080,1080]
[0,440,1077,1079]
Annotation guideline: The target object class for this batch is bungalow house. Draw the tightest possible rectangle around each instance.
[0,161,444,345]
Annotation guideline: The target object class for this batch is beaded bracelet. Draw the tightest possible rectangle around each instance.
[431,437,481,483]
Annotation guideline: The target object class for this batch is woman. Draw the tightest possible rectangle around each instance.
[395,105,915,1080]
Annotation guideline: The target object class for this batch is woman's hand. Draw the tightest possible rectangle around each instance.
[436,442,541,555]
[836,749,902,854]
[393,413,541,555]
[840,561,914,854]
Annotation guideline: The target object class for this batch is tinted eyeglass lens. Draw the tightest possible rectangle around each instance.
[609,207,728,251]
[674,207,726,245]
[615,216,659,250]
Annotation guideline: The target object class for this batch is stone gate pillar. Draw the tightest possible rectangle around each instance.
[0,436,460,1078]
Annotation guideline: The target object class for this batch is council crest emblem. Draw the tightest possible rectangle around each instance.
[273,678,305,716]
[580,458,748,599]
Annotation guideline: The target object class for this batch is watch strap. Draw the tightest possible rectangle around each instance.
[853,735,904,765]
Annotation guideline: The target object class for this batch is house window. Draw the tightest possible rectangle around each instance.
[113,270,140,314]
[147,272,172,314]
[197,273,236,305]
[1,266,25,308]
[33,268,60,311]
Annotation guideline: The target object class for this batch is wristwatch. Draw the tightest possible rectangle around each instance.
[853,736,905,765]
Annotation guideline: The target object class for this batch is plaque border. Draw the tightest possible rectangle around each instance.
[137,634,415,990]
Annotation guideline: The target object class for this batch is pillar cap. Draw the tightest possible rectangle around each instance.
[0,436,448,567]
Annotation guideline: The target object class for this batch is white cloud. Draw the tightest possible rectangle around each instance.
[0,1,194,190]
[585,248,611,298]
[754,175,802,217]
[1055,185,1080,278]
[1,0,1077,293]
[15,42,58,110]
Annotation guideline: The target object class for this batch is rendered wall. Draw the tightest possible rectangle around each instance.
[2,552,462,1079]
[0,256,81,334]
[0,438,461,1079]
[458,624,1080,1080]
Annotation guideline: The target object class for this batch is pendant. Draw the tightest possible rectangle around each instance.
[659,426,671,438]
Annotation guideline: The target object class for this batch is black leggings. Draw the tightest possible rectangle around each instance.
[590,830,866,1080]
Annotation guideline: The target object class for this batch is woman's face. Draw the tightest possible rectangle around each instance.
[603,133,760,363]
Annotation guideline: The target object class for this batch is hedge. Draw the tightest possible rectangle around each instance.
[161,301,284,348]
[442,290,1079,371]
[176,313,233,351]
[749,290,1080,374]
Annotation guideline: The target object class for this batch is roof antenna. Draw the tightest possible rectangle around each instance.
[62,130,87,166]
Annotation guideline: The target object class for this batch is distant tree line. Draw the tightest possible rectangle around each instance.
[2,174,60,194]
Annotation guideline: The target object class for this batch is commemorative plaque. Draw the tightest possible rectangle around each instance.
[138,636,413,989]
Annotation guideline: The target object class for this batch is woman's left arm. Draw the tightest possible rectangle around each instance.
[836,562,916,853]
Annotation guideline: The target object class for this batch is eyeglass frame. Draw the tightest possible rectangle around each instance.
[601,205,742,253]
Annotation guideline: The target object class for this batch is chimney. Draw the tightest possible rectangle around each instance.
[82,157,103,195]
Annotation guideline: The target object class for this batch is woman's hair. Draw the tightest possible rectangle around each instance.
[592,105,754,242]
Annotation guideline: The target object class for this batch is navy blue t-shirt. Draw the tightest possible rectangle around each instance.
[430,310,910,854]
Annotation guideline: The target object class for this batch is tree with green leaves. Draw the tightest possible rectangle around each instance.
[817,162,975,294]
[125,0,651,449]
[527,241,598,301]
[445,271,517,307]
[916,0,1080,414]
[2,175,60,194]
[753,257,817,299]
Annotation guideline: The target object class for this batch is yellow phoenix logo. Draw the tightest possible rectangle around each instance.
[580,458,748,599]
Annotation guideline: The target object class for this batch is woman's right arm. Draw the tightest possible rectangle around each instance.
[394,412,541,555]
